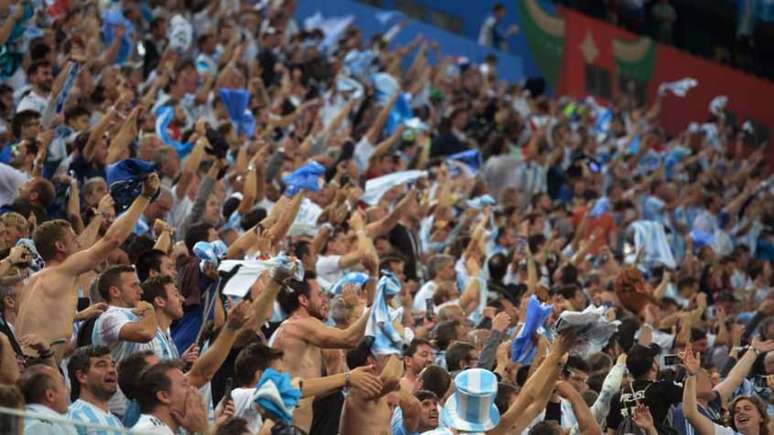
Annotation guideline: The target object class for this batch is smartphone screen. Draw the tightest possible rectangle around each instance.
[662,354,680,367]
[425,298,434,320]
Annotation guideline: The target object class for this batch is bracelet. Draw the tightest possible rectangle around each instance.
[38,350,54,359]
[343,371,351,392]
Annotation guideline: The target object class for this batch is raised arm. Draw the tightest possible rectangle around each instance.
[558,381,602,435]
[118,302,157,342]
[174,132,207,202]
[296,309,371,349]
[187,301,249,388]
[60,174,159,276]
[490,332,573,435]
[714,338,774,404]
[681,345,716,435]
[365,92,400,145]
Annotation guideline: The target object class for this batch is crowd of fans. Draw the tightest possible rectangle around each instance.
[0,1,771,435]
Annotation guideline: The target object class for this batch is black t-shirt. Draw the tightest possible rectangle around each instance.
[607,379,683,434]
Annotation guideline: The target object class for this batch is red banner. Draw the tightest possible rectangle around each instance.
[558,9,774,161]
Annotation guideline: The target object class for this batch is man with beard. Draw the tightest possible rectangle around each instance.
[66,345,124,433]
[269,272,371,432]
[401,338,435,392]
[140,275,190,361]
[393,390,439,434]
[17,61,53,114]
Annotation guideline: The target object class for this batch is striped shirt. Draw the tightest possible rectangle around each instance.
[67,399,124,435]
[92,307,144,362]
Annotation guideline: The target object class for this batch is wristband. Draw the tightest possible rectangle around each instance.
[343,371,351,392]
[38,350,54,359]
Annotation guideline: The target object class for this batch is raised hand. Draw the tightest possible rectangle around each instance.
[77,302,108,321]
[225,300,250,331]
[172,387,208,433]
[632,404,657,434]
[181,343,200,364]
[679,344,700,375]
[492,312,512,333]
[141,173,160,198]
[349,364,383,398]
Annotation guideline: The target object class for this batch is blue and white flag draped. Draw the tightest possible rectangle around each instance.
[555,305,620,358]
[657,77,698,97]
[627,220,677,270]
[365,271,405,356]
[55,62,80,113]
[362,170,427,205]
[101,5,134,65]
[218,255,304,298]
[281,161,326,196]
[154,105,193,158]
[329,272,370,295]
[252,368,301,424]
[218,88,255,138]
[511,295,553,364]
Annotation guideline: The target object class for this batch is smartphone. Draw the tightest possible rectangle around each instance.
[425,299,434,320]
[223,377,234,402]
[662,354,680,367]
[754,375,769,389]
[77,297,90,312]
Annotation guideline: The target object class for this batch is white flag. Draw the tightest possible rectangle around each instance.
[657,77,698,97]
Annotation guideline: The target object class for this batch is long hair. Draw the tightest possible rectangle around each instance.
[728,395,769,435]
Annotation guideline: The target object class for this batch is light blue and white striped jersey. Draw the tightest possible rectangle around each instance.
[67,399,125,435]
[148,328,179,361]
[92,307,144,363]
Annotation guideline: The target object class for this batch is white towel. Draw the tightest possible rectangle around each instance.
[555,305,620,358]
[657,77,698,97]
[362,170,427,205]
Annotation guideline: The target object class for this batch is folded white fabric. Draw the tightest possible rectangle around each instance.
[628,220,677,269]
[555,305,620,358]
[219,255,304,298]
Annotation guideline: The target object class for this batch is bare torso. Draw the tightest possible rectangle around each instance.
[339,390,392,435]
[270,318,324,432]
[16,266,78,357]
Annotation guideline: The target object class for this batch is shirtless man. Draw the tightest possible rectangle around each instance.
[17,174,160,358]
[270,272,371,432]
[339,345,419,435]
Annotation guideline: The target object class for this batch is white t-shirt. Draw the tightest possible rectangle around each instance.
[316,255,343,290]
[17,89,48,113]
[232,387,264,432]
[131,414,174,435]
[353,137,375,173]
[412,281,437,313]
[0,162,28,206]
[169,185,193,231]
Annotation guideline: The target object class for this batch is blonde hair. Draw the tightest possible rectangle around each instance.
[0,212,28,233]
